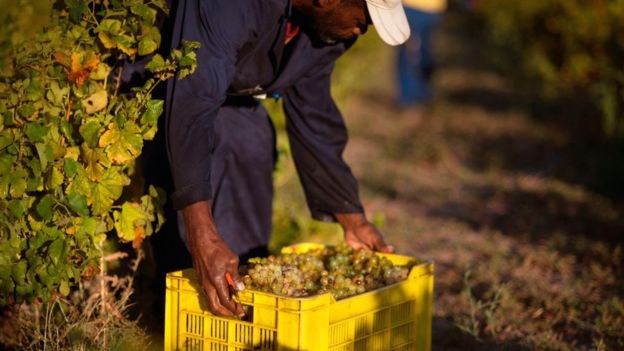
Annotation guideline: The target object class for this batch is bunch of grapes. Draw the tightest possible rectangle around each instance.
[241,244,410,300]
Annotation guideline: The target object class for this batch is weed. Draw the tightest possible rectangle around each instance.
[4,248,150,351]
[454,271,505,341]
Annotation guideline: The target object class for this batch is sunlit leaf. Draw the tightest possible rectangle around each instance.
[142,99,163,124]
[114,202,147,243]
[59,281,70,296]
[79,121,102,148]
[89,62,110,81]
[64,158,79,178]
[89,168,129,215]
[82,90,108,114]
[82,144,109,181]
[65,171,92,203]
[48,238,65,266]
[65,146,80,160]
[25,123,47,142]
[25,78,43,101]
[131,4,157,24]
[0,131,13,149]
[56,51,100,87]
[35,143,50,170]
[114,34,137,57]
[145,54,165,72]
[17,104,36,118]
[97,19,122,35]
[46,167,64,190]
[98,32,116,49]
[138,37,159,56]
[138,27,161,56]
[47,81,68,106]
[98,123,143,164]
[9,168,28,198]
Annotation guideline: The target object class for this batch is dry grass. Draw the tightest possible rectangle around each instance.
[1,248,152,351]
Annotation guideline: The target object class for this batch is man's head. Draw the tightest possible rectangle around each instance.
[292,0,409,46]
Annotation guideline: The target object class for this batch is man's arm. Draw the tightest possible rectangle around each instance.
[166,0,252,316]
[167,0,247,210]
[182,201,244,316]
[282,58,393,252]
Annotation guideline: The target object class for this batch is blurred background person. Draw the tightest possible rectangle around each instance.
[396,0,447,107]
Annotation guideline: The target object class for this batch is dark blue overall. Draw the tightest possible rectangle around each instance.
[158,0,364,258]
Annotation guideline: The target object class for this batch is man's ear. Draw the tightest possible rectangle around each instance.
[315,0,340,9]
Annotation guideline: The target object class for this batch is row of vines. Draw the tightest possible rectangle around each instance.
[474,0,624,137]
[0,0,197,308]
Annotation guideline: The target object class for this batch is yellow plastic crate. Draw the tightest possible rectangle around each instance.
[164,243,434,351]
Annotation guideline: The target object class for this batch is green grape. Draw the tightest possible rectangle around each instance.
[240,244,412,299]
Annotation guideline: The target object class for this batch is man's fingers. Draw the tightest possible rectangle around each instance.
[213,276,243,316]
[227,271,246,292]
[346,237,367,250]
[378,244,395,253]
[202,279,235,317]
[372,236,394,253]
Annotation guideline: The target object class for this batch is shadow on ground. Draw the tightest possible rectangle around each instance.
[433,318,530,351]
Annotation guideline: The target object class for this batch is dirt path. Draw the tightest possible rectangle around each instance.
[339,11,624,351]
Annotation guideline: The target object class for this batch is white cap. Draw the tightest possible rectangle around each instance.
[365,0,411,46]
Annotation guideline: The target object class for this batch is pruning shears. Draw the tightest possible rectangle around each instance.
[225,272,244,302]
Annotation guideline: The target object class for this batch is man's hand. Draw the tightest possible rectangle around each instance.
[182,201,245,317]
[335,213,394,253]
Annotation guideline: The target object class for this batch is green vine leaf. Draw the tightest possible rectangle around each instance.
[25,123,47,143]
[131,4,158,25]
[35,195,54,222]
[79,120,102,148]
[67,193,89,217]
[114,202,146,243]
[138,27,161,56]
[98,123,143,164]
[45,167,64,190]
[82,145,109,181]
[89,168,129,215]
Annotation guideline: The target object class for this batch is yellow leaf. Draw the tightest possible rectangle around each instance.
[113,202,147,247]
[66,51,100,87]
[82,145,109,181]
[65,146,80,160]
[98,32,116,49]
[90,168,129,214]
[90,62,110,81]
[82,90,108,114]
[114,34,138,57]
[98,123,142,164]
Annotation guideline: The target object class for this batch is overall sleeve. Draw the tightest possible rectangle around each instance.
[282,60,364,222]
[165,0,250,210]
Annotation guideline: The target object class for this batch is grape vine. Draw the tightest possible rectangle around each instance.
[0,0,198,305]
